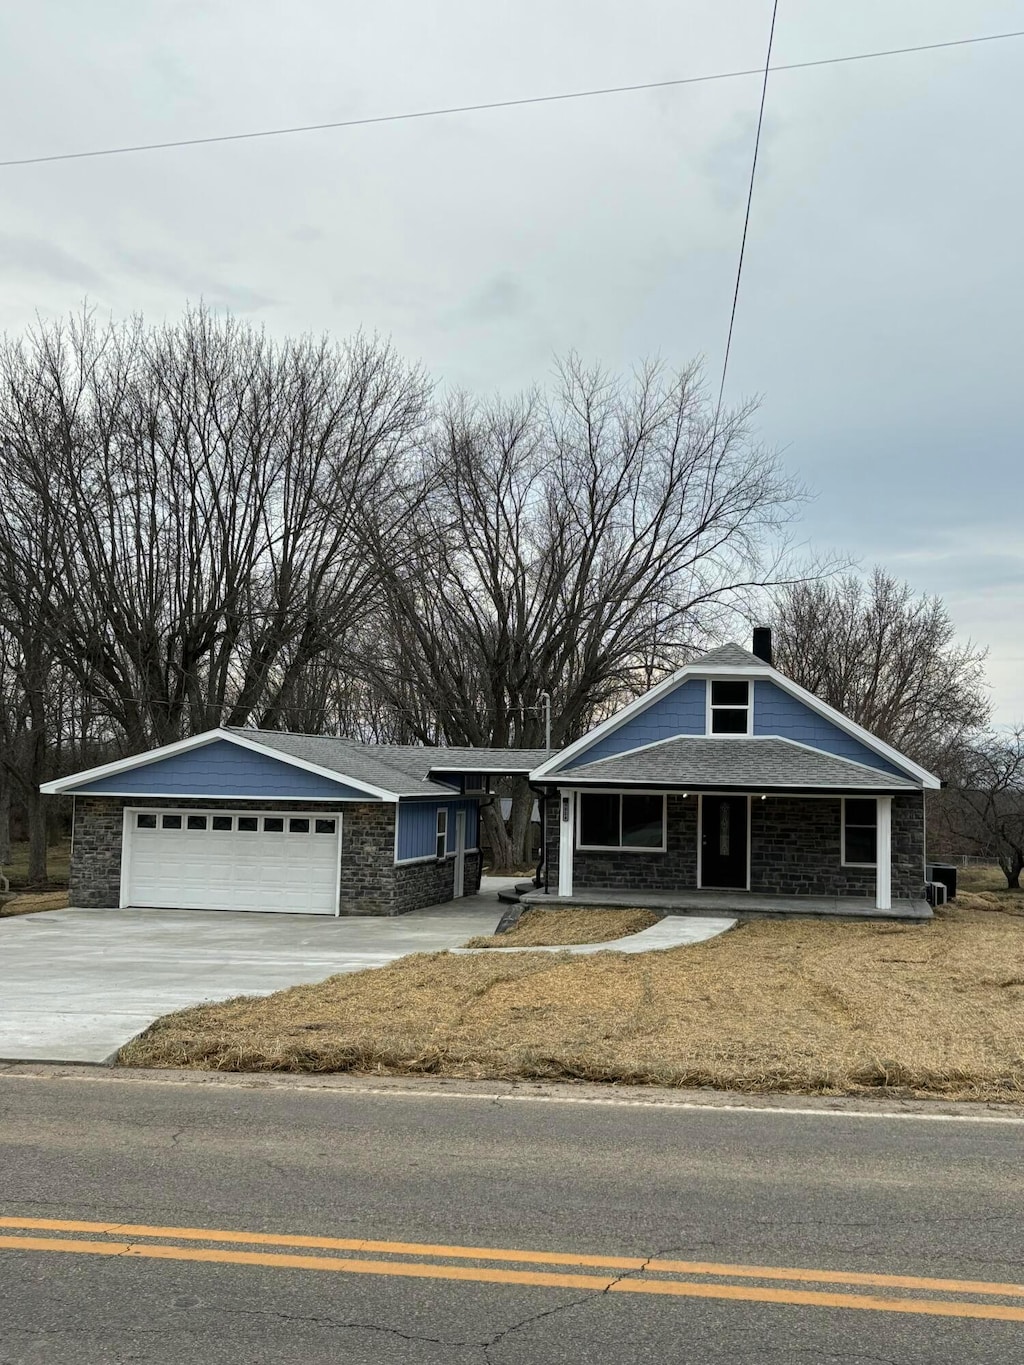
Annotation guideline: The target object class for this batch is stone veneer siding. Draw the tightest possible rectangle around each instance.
[542,790,925,901]
[70,795,482,916]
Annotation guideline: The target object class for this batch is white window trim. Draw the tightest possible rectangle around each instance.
[705,678,753,736]
[841,796,879,867]
[435,807,449,861]
[575,789,667,853]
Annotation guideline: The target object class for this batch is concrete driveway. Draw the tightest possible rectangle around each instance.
[0,888,507,1065]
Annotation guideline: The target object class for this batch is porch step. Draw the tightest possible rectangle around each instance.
[496,880,536,906]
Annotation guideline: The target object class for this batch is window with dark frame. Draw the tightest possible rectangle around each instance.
[263,817,284,833]
[237,817,259,832]
[843,798,877,865]
[289,818,310,834]
[314,818,336,835]
[435,808,448,860]
[577,793,665,850]
[186,815,207,830]
[211,816,232,831]
[161,814,182,830]
[710,680,750,734]
[136,813,157,829]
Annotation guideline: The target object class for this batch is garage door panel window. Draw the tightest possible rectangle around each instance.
[263,817,284,832]
[211,816,232,831]
[238,817,259,832]
[136,813,157,829]
[289,818,310,834]
[162,815,182,830]
[186,815,207,830]
[315,818,337,834]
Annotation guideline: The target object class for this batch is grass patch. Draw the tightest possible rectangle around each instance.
[465,907,660,949]
[0,840,71,891]
[119,896,1024,1101]
[0,890,69,918]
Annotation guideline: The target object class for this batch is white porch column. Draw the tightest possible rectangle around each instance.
[557,789,576,897]
[875,796,892,910]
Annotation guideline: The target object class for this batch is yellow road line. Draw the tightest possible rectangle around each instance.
[1,1215,1022,1301]
[1,1234,1023,1323]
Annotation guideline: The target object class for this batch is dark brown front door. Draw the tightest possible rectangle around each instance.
[700,795,748,889]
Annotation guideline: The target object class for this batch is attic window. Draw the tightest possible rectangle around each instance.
[710,680,750,734]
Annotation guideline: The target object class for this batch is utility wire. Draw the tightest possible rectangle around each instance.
[715,0,780,420]
[1,28,1021,169]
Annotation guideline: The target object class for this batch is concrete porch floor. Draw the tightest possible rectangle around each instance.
[521,887,933,921]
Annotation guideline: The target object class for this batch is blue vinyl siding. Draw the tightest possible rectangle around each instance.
[396,799,479,861]
[73,738,375,799]
[752,681,907,776]
[563,677,707,768]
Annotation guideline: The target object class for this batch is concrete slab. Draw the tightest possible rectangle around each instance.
[452,915,736,956]
[521,887,932,921]
[0,884,511,1065]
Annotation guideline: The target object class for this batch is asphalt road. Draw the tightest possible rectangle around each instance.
[1,1069,1022,1364]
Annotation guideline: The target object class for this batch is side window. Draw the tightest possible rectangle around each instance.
[710,680,750,734]
[843,799,877,865]
[435,808,448,860]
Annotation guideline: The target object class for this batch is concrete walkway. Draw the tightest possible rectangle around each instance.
[0,884,510,1065]
[452,915,736,956]
[522,887,932,920]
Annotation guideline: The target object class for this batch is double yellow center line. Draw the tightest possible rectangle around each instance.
[2,1215,1022,1322]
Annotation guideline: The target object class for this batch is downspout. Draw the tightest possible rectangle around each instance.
[528,782,547,891]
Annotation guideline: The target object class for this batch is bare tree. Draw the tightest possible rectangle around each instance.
[0,308,429,752]
[771,568,989,769]
[361,357,806,867]
[935,729,1024,889]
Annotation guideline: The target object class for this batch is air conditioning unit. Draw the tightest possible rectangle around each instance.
[926,881,947,908]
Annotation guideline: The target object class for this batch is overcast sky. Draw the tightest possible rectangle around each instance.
[1,1,1021,722]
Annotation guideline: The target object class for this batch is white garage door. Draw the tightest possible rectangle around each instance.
[124,809,342,914]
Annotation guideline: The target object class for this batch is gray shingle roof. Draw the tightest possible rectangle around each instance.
[557,736,919,791]
[229,731,552,798]
[693,642,765,668]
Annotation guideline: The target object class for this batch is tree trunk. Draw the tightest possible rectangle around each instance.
[480,800,516,873]
[25,788,47,885]
[1000,853,1023,890]
[507,781,537,870]
[0,778,10,866]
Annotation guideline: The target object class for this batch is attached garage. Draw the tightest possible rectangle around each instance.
[44,728,546,916]
[122,809,342,914]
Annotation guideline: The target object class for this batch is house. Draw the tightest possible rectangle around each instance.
[527,632,939,917]
[41,734,548,916]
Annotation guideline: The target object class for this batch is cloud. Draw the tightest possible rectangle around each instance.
[446,274,528,326]
[0,233,103,287]
[112,246,275,312]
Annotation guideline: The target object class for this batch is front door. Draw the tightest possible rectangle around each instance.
[700,795,748,889]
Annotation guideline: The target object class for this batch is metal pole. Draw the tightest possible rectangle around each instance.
[539,692,551,752]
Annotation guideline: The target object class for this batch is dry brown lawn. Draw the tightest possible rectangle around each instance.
[464,907,660,948]
[0,891,69,918]
[119,893,1024,1102]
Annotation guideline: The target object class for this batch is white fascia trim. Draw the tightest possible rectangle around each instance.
[70,790,378,803]
[529,659,939,789]
[41,727,403,802]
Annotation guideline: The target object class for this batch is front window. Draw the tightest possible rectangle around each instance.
[843,799,877,865]
[578,793,665,850]
[710,680,750,734]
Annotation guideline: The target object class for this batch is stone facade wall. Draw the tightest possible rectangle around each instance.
[393,851,482,915]
[542,789,926,901]
[69,796,483,916]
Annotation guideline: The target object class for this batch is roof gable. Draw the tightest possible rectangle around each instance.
[531,642,939,788]
[63,737,379,800]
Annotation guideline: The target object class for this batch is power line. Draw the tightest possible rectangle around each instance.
[1,28,1022,170]
[716,0,779,420]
